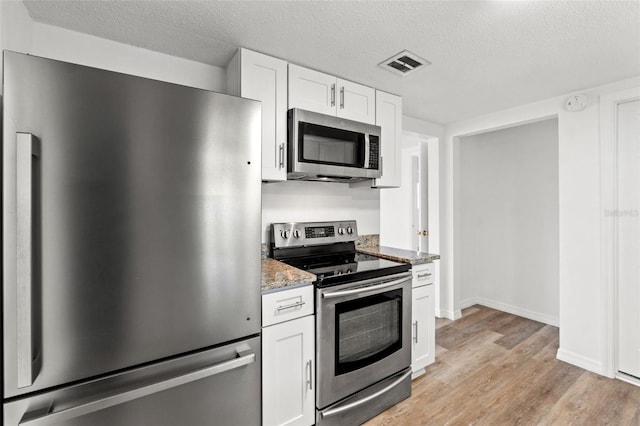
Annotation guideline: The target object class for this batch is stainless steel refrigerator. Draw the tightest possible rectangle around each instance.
[2,51,262,425]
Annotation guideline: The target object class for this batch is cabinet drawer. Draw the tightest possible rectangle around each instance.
[262,285,314,327]
[412,263,435,287]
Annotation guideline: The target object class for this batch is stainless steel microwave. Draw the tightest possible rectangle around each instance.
[287,108,382,182]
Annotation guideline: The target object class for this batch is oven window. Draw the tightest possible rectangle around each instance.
[299,122,364,167]
[335,289,402,375]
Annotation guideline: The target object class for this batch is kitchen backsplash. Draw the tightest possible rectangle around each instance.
[356,234,379,248]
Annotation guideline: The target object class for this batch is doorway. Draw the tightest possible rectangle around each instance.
[601,87,640,382]
[379,131,440,315]
[616,98,640,380]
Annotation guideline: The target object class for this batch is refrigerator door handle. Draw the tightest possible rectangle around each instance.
[16,132,40,389]
[18,349,256,426]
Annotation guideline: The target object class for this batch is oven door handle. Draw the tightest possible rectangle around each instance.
[320,369,412,418]
[321,274,412,299]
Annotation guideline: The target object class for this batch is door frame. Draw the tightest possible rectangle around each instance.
[601,86,640,379]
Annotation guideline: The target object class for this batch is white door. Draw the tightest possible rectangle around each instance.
[262,315,315,426]
[336,78,375,124]
[411,155,420,251]
[288,64,336,116]
[373,90,402,188]
[617,98,640,378]
[412,284,435,374]
[239,49,288,181]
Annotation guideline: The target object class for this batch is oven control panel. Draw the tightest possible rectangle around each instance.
[271,220,358,248]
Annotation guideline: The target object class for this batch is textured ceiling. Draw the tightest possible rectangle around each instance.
[23,0,640,124]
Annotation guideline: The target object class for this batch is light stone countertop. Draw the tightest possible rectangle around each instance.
[357,245,440,265]
[261,258,315,294]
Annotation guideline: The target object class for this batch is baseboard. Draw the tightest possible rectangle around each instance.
[557,348,604,375]
[439,308,462,320]
[459,297,479,310]
[458,297,559,327]
[617,372,640,388]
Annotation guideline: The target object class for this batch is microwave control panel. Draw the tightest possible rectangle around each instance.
[368,136,380,170]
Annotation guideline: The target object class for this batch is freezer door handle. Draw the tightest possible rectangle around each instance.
[16,132,40,389]
[18,349,256,426]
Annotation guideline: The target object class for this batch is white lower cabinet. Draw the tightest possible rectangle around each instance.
[262,290,315,426]
[411,263,435,378]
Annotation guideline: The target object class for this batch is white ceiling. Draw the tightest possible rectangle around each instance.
[23,0,640,124]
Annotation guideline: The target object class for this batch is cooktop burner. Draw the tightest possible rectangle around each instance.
[270,221,410,287]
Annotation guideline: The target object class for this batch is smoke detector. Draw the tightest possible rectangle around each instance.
[565,93,589,112]
[379,50,431,76]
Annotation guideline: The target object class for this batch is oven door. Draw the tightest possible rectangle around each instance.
[316,272,412,409]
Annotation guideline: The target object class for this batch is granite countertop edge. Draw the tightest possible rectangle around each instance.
[357,245,440,265]
[261,258,316,294]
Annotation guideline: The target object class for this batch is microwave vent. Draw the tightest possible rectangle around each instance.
[379,50,431,76]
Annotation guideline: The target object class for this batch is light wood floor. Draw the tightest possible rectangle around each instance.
[365,305,640,425]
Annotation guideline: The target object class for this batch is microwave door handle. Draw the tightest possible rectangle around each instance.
[364,134,370,169]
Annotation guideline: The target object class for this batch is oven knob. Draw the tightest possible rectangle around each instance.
[293,229,300,238]
[338,227,345,235]
[346,226,354,235]
[280,229,290,239]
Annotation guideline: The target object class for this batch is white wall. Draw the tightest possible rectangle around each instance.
[442,75,640,375]
[261,181,380,243]
[458,119,559,326]
[0,1,226,95]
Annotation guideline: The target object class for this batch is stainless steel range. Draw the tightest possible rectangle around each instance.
[271,220,412,425]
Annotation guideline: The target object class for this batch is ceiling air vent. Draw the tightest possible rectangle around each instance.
[379,50,431,76]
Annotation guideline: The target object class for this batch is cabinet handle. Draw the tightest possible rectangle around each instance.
[278,143,285,169]
[339,87,344,109]
[380,156,383,177]
[276,301,305,311]
[306,360,313,390]
[417,273,432,279]
[413,321,418,343]
[331,84,336,107]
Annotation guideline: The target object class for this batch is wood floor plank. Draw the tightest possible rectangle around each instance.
[491,325,556,371]
[493,317,546,350]
[481,360,585,425]
[433,330,506,384]
[365,305,640,426]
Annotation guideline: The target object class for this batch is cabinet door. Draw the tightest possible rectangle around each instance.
[373,90,402,188]
[412,285,435,376]
[263,315,315,426]
[288,64,336,116]
[337,79,376,124]
[239,49,288,181]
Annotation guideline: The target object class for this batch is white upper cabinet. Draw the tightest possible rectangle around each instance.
[288,64,376,124]
[372,90,402,188]
[227,48,288,181]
